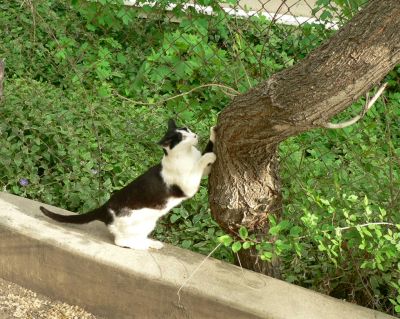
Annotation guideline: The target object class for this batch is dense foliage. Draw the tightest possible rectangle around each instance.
[1,0,399,315]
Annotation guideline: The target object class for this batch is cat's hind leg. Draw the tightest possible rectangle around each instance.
[109,210,164,250]
[147,239,164,249]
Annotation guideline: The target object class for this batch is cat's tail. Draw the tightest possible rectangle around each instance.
[39,205,111,225]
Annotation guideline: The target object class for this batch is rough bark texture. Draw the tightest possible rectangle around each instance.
[209,0,400,276]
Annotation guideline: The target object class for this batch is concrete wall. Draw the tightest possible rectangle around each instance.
[0,192,394,319]
[222,0,318,18]
[125,0,330,28]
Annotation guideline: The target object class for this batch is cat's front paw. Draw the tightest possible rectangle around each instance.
[204,152,216,165]
[210,126,216,143]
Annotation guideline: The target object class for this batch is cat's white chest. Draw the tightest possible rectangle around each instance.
[161,148,203,197]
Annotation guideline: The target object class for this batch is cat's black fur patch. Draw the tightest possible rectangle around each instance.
[41,163,186,223]
[107,164,186,217]
[203,140,214,154]
[157,131,183,149]
[169,184,186,197]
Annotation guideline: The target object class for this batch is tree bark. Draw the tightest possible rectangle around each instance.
[209,0,400,276]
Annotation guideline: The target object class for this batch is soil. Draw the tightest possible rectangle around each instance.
[0,278,101,319]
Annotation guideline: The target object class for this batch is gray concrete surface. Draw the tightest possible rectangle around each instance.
[0,192,395,319]
[0,277,100,319]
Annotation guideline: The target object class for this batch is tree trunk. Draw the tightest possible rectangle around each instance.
[209,0,400,276]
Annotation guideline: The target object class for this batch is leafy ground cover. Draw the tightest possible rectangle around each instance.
[1,0,399,315]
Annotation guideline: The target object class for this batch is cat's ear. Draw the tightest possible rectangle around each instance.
[168,119,177,131]
[158,119,176,147]
[157,136,170,147]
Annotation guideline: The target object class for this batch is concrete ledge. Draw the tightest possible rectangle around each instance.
[0,192,394,319]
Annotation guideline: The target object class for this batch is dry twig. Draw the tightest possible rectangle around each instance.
[322,83,387,129]
[176,243,222,308]
[113,83,239,106]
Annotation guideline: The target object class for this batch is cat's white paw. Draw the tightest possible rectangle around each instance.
[210,126,216,143]
[115,238,164,250]
[115,238,150,250]
[148,240,164,250]
[204,152,216,165]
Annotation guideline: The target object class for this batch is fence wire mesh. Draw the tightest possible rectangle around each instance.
[1,0,399,314]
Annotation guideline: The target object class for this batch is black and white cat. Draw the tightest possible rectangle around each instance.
[40,119,216,250]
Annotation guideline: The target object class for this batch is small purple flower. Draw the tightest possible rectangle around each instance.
[19,178,29,186]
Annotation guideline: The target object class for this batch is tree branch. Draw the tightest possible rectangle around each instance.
[113,83,239,106]
[321,82,387,129]
[336,221,398,231]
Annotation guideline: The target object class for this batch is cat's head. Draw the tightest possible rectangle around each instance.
[158,119,198,154]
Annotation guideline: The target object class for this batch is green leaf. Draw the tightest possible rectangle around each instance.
[362,227,373,237]
[170,214,180,223]
[98,85,110,97]
[181,239,193,249]
[180,110,194,121]
[180,208,189,219]
[117,53,127,64]
[239,226,248,240]
[276,240,291,252]
[261,251,273,261]
[319,10,332,20]
[279,220,291,230]
[242,241,252,249]
[269,225,281,236]
[318,242,326,251]
[319,198,330,206]
[231,241,242,253]
[347,194,358,202]
[218,235,233,246]
[290,226,302,237]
